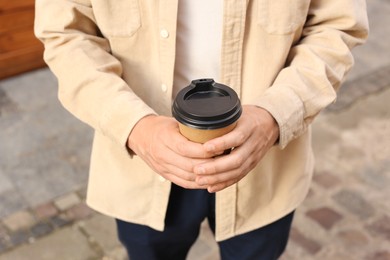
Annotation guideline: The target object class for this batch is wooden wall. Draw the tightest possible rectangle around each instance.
[0,0,46,79]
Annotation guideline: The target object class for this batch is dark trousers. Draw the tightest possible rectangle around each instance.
[116,184,294,260]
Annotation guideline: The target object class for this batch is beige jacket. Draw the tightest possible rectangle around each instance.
[35,0,368,241]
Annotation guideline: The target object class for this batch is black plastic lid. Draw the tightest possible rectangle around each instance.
[172,79,242,129]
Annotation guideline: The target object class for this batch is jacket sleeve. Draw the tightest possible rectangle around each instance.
[254,0,369,149]
[34,0,157,150]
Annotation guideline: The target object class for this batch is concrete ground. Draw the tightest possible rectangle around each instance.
[0,0,389,259]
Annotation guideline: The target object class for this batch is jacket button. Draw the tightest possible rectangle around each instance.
[160,29,169,38]
[161,84,168,93]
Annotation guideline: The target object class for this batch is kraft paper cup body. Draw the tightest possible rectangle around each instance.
[178,121,238,143]
[172,79,242,143]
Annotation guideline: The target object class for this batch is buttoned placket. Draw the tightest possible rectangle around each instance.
[148,0,179,232]
[215,0,248,241]
[158,0,179,114]
[154,0,248,240]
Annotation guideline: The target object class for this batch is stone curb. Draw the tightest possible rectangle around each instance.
[0,188,95,254]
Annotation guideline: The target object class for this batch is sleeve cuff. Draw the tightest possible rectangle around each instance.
[250,85,306,149]
[99,92,158,155]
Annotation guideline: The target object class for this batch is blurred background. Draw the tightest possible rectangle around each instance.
[0,0,389,259]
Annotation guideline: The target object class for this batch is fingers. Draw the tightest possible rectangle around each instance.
[193,149,252,193]
[196,168,242,188]
[128,115,216,189]
[162,173,208,190]
[194,145,248,175]
[147,142,209,181]
[195,156,247,193]
[203,129,246,156]
[207,179,239,193]
[171,136,214,159]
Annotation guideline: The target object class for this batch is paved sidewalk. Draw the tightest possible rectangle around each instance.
[1,0,389,259]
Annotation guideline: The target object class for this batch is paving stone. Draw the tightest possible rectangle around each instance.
[0,227,99,260]
[306,207,343,230]
[0,172,13,195]
[0,69,58,111]
[0,224,7,238]
[30,222,54,238]
[0,189,28,219]
[0,224,9,253]
[42,169,86,207]
[8,230,31,247]
[365,251,390,260]
[321,251,356,260]
[337,229,369,248]
[289,227,321,255]
[3,210,36,232]
[279,251,294,260]
[65,202,94,221]
[0,239,9,254]
[81,214,122,254]
[76,188,88,200]
[54,193,81,211]
[33,202,58,220]
[305,188,315,200]
[333,190,375,220]
[102,246,128,260]
[0,87,18,116]
[365,215,390,240]
[312,171,341,189]
[358,161,389,190]
[188,221,219,260]
[50,214,73,229]
[7,166,70,209]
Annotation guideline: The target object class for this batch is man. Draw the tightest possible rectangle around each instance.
[35,0,368,259]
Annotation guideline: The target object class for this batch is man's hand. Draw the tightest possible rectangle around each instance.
[193,105,280,193]
[127,115,213,189]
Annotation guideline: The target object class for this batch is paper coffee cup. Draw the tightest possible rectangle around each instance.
[172,79,242,143]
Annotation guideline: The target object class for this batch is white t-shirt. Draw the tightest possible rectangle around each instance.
[173,0,223,98]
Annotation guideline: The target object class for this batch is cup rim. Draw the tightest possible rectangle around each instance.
[172,79,242,129]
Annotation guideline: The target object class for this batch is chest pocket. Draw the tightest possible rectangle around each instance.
[92,1,141,37]
[257,0,310,35]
